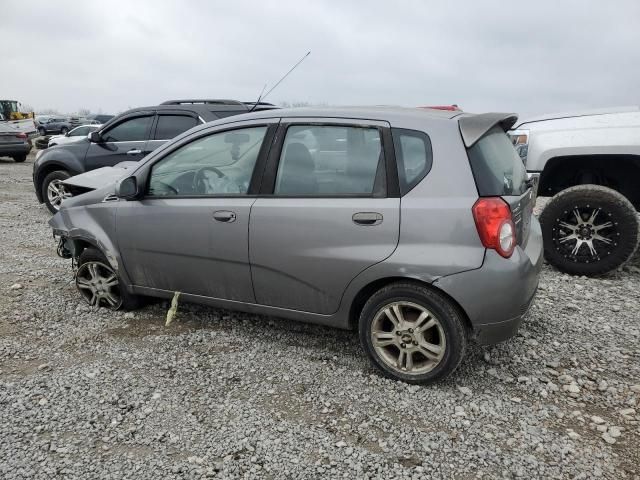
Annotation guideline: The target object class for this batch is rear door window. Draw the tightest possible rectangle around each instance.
[467,126,528,196]
[392,128,432,194]
[155,115,199,140]
[274,124,385,196]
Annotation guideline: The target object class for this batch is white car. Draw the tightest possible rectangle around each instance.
[509,106,640,276]
[48,124,102,147]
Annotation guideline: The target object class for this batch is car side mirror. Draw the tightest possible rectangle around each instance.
[115,176,139,199]
[89,131,102,143]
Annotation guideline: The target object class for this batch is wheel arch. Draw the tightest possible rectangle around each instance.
[538,154,640,210]
[67,237,99,259]
[347,276,473,333]
[34,161,79,202]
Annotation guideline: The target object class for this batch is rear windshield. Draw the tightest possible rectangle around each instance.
[467,126,528,196]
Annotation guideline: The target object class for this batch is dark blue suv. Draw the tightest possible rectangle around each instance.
[37,116,72,136]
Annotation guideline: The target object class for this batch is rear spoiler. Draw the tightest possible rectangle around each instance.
[458,113,518,148]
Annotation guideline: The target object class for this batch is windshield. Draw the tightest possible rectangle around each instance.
[467,126,528,196]
[0,100,19,118]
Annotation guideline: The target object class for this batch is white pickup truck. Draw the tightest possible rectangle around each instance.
[510,107,640,275]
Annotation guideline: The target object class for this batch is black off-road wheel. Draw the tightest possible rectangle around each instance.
[359,283,468,385]
[540,185,639,276]
[76,248,143,311]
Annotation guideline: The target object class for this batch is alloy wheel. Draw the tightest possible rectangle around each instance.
[552,206,618,263]
[46,179,72,210]
[370,301,446,375]
[75,261,122,309]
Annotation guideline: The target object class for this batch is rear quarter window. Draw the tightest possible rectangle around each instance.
[391,128,433,195]
[467,126,527,196]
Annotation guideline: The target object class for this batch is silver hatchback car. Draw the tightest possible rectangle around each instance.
[50,107,543,384]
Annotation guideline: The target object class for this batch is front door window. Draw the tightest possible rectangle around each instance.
[147,126,268,196]
[102,116,152,142]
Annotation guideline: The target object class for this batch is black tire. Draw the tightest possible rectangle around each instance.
[41,170,71,214]
[13,154,27,163]
[77,248,143,311]
[540,185,639,276]
[359,282,468,385]
[38,127,46,136]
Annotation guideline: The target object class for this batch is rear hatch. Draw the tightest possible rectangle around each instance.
[466,126,534,247]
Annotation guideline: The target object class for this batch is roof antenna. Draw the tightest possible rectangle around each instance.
[249,51,311,112]
[248,84,267,113]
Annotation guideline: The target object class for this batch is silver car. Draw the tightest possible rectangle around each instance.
[49,107,543,384]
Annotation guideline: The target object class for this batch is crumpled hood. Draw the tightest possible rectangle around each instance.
[62,161,139,190]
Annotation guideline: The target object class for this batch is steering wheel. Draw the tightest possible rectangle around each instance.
[193,166,225,194]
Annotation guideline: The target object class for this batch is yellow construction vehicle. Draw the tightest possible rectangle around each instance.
[0,100,37,136]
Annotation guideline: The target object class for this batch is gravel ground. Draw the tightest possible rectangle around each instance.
[1,152,639,479]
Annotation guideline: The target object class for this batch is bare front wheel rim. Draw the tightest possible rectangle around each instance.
[75,261,122,309]
[47,179,72,210]
[371,301,446,375]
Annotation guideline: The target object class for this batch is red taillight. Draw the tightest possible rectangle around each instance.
[472,197,516,258]
[16,132,27,139]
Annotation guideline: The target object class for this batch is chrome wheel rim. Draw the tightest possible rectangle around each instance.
[46,179,72,210]
[75,261,122,309]
[552,206,618,263]
[371,301,446,375]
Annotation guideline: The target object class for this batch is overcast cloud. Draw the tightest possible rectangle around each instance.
[1,0,639,116]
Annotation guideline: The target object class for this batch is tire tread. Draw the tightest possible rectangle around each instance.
[540,185,639,275]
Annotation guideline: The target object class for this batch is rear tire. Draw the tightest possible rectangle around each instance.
[13,154,27,163]
[41,170,72,214]
[76,248,143,311]
[540,185,639,275]
[359,282,468,385]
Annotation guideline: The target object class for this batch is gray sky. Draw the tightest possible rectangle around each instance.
[2,0,639,115]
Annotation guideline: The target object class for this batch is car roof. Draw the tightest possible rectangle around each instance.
[202,106,516,147]
[113,103,265,120]
[216,105,464,124]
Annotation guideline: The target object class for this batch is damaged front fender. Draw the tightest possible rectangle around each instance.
[48,201,130,287]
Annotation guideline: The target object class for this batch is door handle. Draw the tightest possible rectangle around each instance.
[126,149,142,156]
[213,210,236,223]
[352,212,383,226]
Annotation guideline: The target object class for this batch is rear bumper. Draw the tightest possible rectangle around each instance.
[0,143,31,156]
[434,217,543,345]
